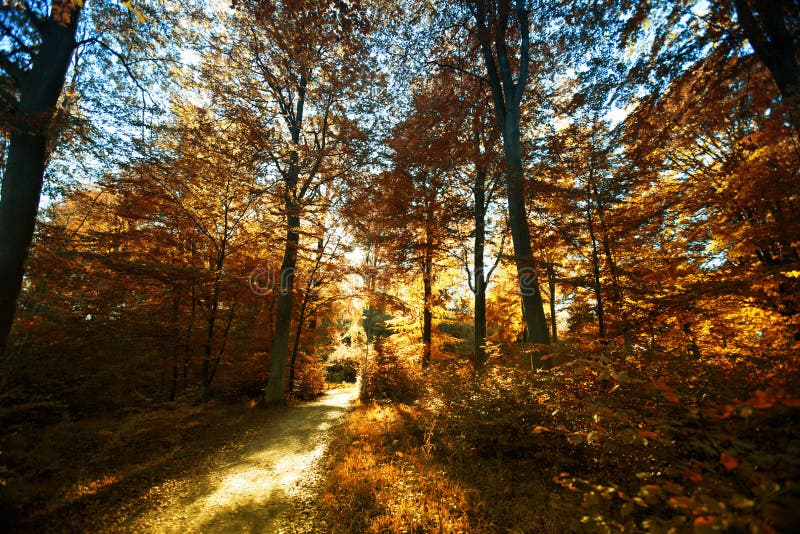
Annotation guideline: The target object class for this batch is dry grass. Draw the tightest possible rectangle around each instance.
[320,402,566,533]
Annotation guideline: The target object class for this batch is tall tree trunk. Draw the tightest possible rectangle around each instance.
[473,168,488,367]
[265,161,300,404]
[503,115,550,347]
[264,70,307,405]
[470,0,550,355]
[0,9,81,353]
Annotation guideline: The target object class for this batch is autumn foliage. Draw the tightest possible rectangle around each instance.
[1,0,799,530]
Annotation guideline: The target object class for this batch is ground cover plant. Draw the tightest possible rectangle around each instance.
[321,341,800,532]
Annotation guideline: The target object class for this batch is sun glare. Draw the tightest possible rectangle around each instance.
[345,246,365,265]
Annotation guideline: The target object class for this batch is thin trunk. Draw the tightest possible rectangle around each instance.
[547,262,558,343]
[597,196,632,351]
[184,273,196,391]
[0,9,82,352]
[170,291,181,401]
[288,298,308,394]
[202,267,221,395]
[207,298,237,388]
[473,168,488,367]
[422,225,433,368]
[586,169,606,339]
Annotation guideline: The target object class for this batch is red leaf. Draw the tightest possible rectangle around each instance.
[748,390,775,409]
[683,470,703,484]
[721,452,739,471]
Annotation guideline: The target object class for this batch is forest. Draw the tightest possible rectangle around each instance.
[1,0,799,532]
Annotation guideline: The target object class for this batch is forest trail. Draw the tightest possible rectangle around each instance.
[118,386,357,533]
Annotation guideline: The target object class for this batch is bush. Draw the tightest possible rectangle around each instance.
[324,343,362,383]
[361,338,423,403]
[291,352,325,400]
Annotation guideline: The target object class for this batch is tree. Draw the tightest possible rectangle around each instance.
[732,0,799,135]
[225,0,373,403]
[466,0,550,350]
[0,0,84,352]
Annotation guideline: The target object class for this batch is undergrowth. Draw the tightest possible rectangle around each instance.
[320,342,800,532]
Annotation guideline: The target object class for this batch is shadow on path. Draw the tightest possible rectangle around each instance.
[122,387,356,533]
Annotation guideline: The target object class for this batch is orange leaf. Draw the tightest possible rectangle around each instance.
[780,397,800,408]
[721,452,739,471]
[748,390,775,409]
[687,471,703,484]
[651,380,674,393]
[637,430,658,439]
[694,516,716,526]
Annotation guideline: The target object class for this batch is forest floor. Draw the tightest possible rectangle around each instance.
[8,385,357,533]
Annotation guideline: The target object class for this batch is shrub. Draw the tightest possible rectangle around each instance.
[361,337,423,403]
[291,352,325,400]
[324,343,362,384]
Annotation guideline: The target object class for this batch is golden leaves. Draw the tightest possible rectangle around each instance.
[52,0,84,25]
[120,0,147,23]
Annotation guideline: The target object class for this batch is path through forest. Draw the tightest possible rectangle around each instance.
[118,386,356,533]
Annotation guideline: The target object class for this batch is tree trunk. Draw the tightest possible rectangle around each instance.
[597,197,632,351]
[422,225,433,368]
[202,267,221,396]
[586,168,606,340]
[0,10,81,353]
[473,168,488,367]
[170,290,181,401]
[733,0,800,135]
[546,262,558,343]
[503,115,551,348]
[288,237,324,393]
[470,0,551,354]
[265,150,300,404]
[184,272,196,391]
[264,69,307,405]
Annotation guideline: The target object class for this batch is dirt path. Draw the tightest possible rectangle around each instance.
[117,386,356,533]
